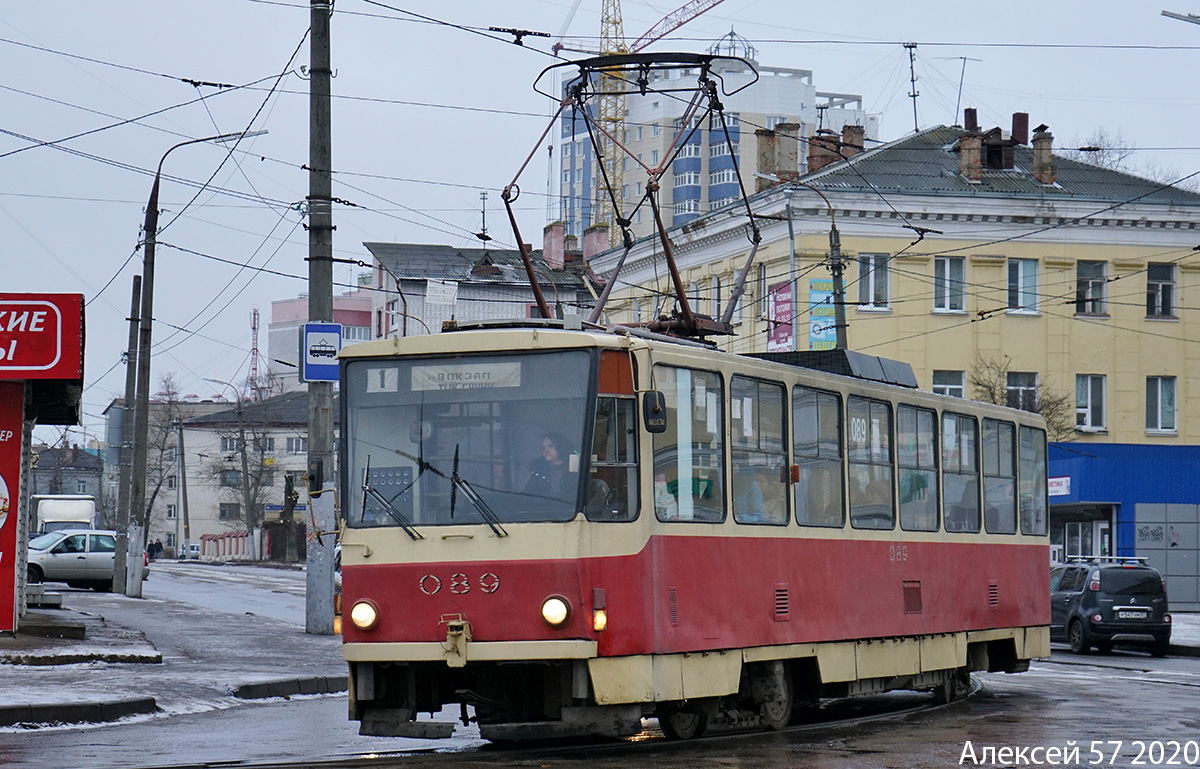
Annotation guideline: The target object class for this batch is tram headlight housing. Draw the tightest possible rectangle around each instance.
[349,599,380,631]
[541,596,571,628]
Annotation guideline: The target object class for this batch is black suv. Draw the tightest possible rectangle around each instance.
[1049,559,1171,657]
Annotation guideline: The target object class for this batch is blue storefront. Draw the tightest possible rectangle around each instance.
[1049,443,1200,609]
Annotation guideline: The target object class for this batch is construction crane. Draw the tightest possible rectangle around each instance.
[570,0,728,230]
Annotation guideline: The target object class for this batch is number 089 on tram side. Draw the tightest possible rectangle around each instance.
[337,320,1050,741]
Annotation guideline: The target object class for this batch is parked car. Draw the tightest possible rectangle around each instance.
[27,529,149,592]
[1049,558,1171,657]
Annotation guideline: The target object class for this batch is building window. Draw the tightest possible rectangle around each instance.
[1007,258,1039,312]
[1146,376,1177,432]
[932,370,965,398]
[933,256,965,311]
[710,112,739,129]
[164,446,176,463]
[676,143,701,158]
[652,123,661,137]
[621,184,629,199]
[220,437,241,453]
[562,169,571,185]
[166,504,177,520]
[1076,260,1106,315]
[219,502,240,521]
[1006,372,1039,412]
[1147,263,1176,317]
[1075,374,1105,431]
[76,480,88,494]
[255,437,275,453]
[220,469,242,488]
[712,278,722,317]
[673,171,701,187]
[287,436,307,454]
[709,168,738,186]
[650,149,660,165]
[166,475,177,490]
[673,199,701,215]
[765,115,788,129]
[635,181,643,196]
[709,196,737,211]
[709,142,738,158]
[636,125,643,141]
[857,254,890,309]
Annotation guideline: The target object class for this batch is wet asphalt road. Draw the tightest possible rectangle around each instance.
[4,560,1198,769]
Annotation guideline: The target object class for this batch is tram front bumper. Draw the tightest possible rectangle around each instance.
[343,638,599,665]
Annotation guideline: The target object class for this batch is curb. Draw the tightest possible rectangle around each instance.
[231,675,347,700]
[0,650,162,666]
[0,697,158,728]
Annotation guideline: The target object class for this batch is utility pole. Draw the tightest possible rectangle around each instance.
[307,0,336,635]
[114,275,140,595]
[904,42,919,133]
[175,418,191,560]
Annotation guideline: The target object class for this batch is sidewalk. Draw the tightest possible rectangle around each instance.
[3,578,1199,731]
[0,580,347,729]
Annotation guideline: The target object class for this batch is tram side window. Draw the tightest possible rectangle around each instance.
[847,396,894,530]
[943,413,981,533]
[982,419,1017,534]
[730,376,788,525]
[587,396,639,521]
[1019,425,1049,535]
[793,386,844,527]
[652,366,725,522]
[898,405,939,532]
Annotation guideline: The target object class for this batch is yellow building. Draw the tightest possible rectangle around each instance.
[590,117,1200,607]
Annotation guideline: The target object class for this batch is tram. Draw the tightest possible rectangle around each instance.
[337,319,1050,740]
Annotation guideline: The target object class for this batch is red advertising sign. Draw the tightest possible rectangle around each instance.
[0,381,22,632]
[766,282,794,353]
[0,294,84,380]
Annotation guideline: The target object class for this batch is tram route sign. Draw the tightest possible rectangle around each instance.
[299,323,342,383]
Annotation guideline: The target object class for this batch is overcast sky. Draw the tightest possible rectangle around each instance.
[4,0,1200,445]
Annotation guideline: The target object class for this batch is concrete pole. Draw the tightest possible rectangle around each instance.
[784,190,797,351]
[176,418,191,559]
[307,0,336,635]
[113,275,140,595]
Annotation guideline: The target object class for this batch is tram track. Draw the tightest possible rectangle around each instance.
[132,689,951,769]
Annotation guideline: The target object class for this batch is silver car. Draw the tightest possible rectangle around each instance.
[27,529,148,592]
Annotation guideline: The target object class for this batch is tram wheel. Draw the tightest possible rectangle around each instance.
[934,668,970,705]
[658,708,709,740]
[760,669,794,730]
[1068,620,1090,654]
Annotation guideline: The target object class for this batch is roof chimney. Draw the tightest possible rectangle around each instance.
[582,224,610,261]
[841,124,865,158]
[958,132,982,183]
[774,122,801,181]
[1032,126,1057,185]
[754,128,779,192]
[543,221,564,270]
[1011,112,1029,145]
[807,129,842,173]
[964,107,979,133]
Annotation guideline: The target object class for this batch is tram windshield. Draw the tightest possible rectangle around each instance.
[343,350,593,528]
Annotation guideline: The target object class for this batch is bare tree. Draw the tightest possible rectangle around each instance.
[969,355,1073,441]
[141,374,182,551]
[1062,128,1199,192]
[204,402,277,559]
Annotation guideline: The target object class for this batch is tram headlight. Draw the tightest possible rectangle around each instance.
[592,608,608,632]
[349,599,380,631]
[541,596,571,628]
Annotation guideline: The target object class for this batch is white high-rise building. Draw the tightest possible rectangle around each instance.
[557,31,878,240]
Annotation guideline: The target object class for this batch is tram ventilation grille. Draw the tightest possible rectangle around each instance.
[988,583,1000,607]
[669,587,678,626]
[774,584,790,621]
[903,581,923,614]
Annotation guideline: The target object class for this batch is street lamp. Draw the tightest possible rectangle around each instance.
[205,378,256,561]
[123,130,266,597]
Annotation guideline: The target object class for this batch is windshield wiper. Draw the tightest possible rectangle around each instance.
[361,455,424,540]
[450,444,508,538]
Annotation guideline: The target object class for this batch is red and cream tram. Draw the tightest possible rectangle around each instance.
[338,320,1050,740]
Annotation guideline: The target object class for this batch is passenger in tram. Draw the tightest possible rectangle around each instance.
[524,432,570,497]
[733,473,766,522]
